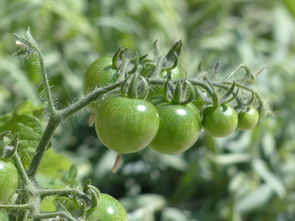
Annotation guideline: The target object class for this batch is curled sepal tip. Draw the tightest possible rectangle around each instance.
[180,80,196,105]
[221,88,240,105]
[87,185,101,210]
[166,40,182,60]
[112,47,128,69]
[171,80,183,104]
[163,73,173,102]
[0,134,19,159]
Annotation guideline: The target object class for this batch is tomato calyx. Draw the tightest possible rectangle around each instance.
[120,72,149,99]
[162,78,196,105]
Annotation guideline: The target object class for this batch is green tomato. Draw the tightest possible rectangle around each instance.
[237,106,259,130]
[95,97,159,153]
[0,160,18,203]
[0,210,9,221]
[83,57,118,112]
[202,104,238,137]
[150,103,202,154]
[86,193,128,221]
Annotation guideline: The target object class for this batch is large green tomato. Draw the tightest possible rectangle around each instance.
[237,106,259,130]
[86,193,128,221]
[202,104,238,137]
[83,57,118,112]
[0,160,18,203]
[95,97,159,153]
[150,103,202,154]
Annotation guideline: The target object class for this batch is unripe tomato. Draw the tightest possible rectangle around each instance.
[86,193,128,221]
[237,106,259,130]
[0,160,18,203]
[83,57,118,112]
[202,104,238,137]
[150,103,202,154]
[95,97,159,153]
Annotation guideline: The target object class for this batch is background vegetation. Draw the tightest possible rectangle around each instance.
[1,0,295,220]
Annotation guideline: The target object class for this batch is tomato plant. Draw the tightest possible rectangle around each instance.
[0,160,18,203]
[0,30,265,221]
[202,104,238,137]
[86,193,128,221]
[237,106,259,130]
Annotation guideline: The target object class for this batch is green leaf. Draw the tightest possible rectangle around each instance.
[0,101,43,168]
[38,148,73,179]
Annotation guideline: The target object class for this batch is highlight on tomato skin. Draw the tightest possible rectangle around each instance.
[202,104,238,137]
[149,103,202,154]
[86,193,128,221]
[95,96,160,154]
[0,160,19,203]
[237,106,260,130]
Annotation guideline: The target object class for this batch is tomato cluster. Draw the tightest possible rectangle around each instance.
[83,56,260,157]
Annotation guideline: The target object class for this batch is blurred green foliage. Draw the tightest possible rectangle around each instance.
[1,0,295,220]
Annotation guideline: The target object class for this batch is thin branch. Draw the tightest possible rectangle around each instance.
[35,211,77,221]
[27,118,59,179]
[0,203,32,210]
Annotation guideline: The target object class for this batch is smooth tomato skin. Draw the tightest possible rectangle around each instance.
[86,193,128,221]
[202,104,238,137]
[0,160,18,203]
[150,104,202,154]
[237,106,259,130]
[83,57,117,112]
[95,97,159,153]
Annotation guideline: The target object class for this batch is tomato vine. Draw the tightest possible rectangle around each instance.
[0,28,266,220]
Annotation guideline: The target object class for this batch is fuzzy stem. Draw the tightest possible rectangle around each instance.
[0,204,32,210]
[59,81,121,119]
[39,188,90,202]
[13,152,31,185]
[35,50,56,117]
[34,212,77,221]
[27,118,59,179]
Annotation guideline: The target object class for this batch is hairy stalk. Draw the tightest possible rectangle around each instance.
[35,212,77,221]
[0,204,32,210]
[59,81,121,120]
[13,152,31,185]
[36,49,56,117]
[39,189,89,202]
[27,118,59,179]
